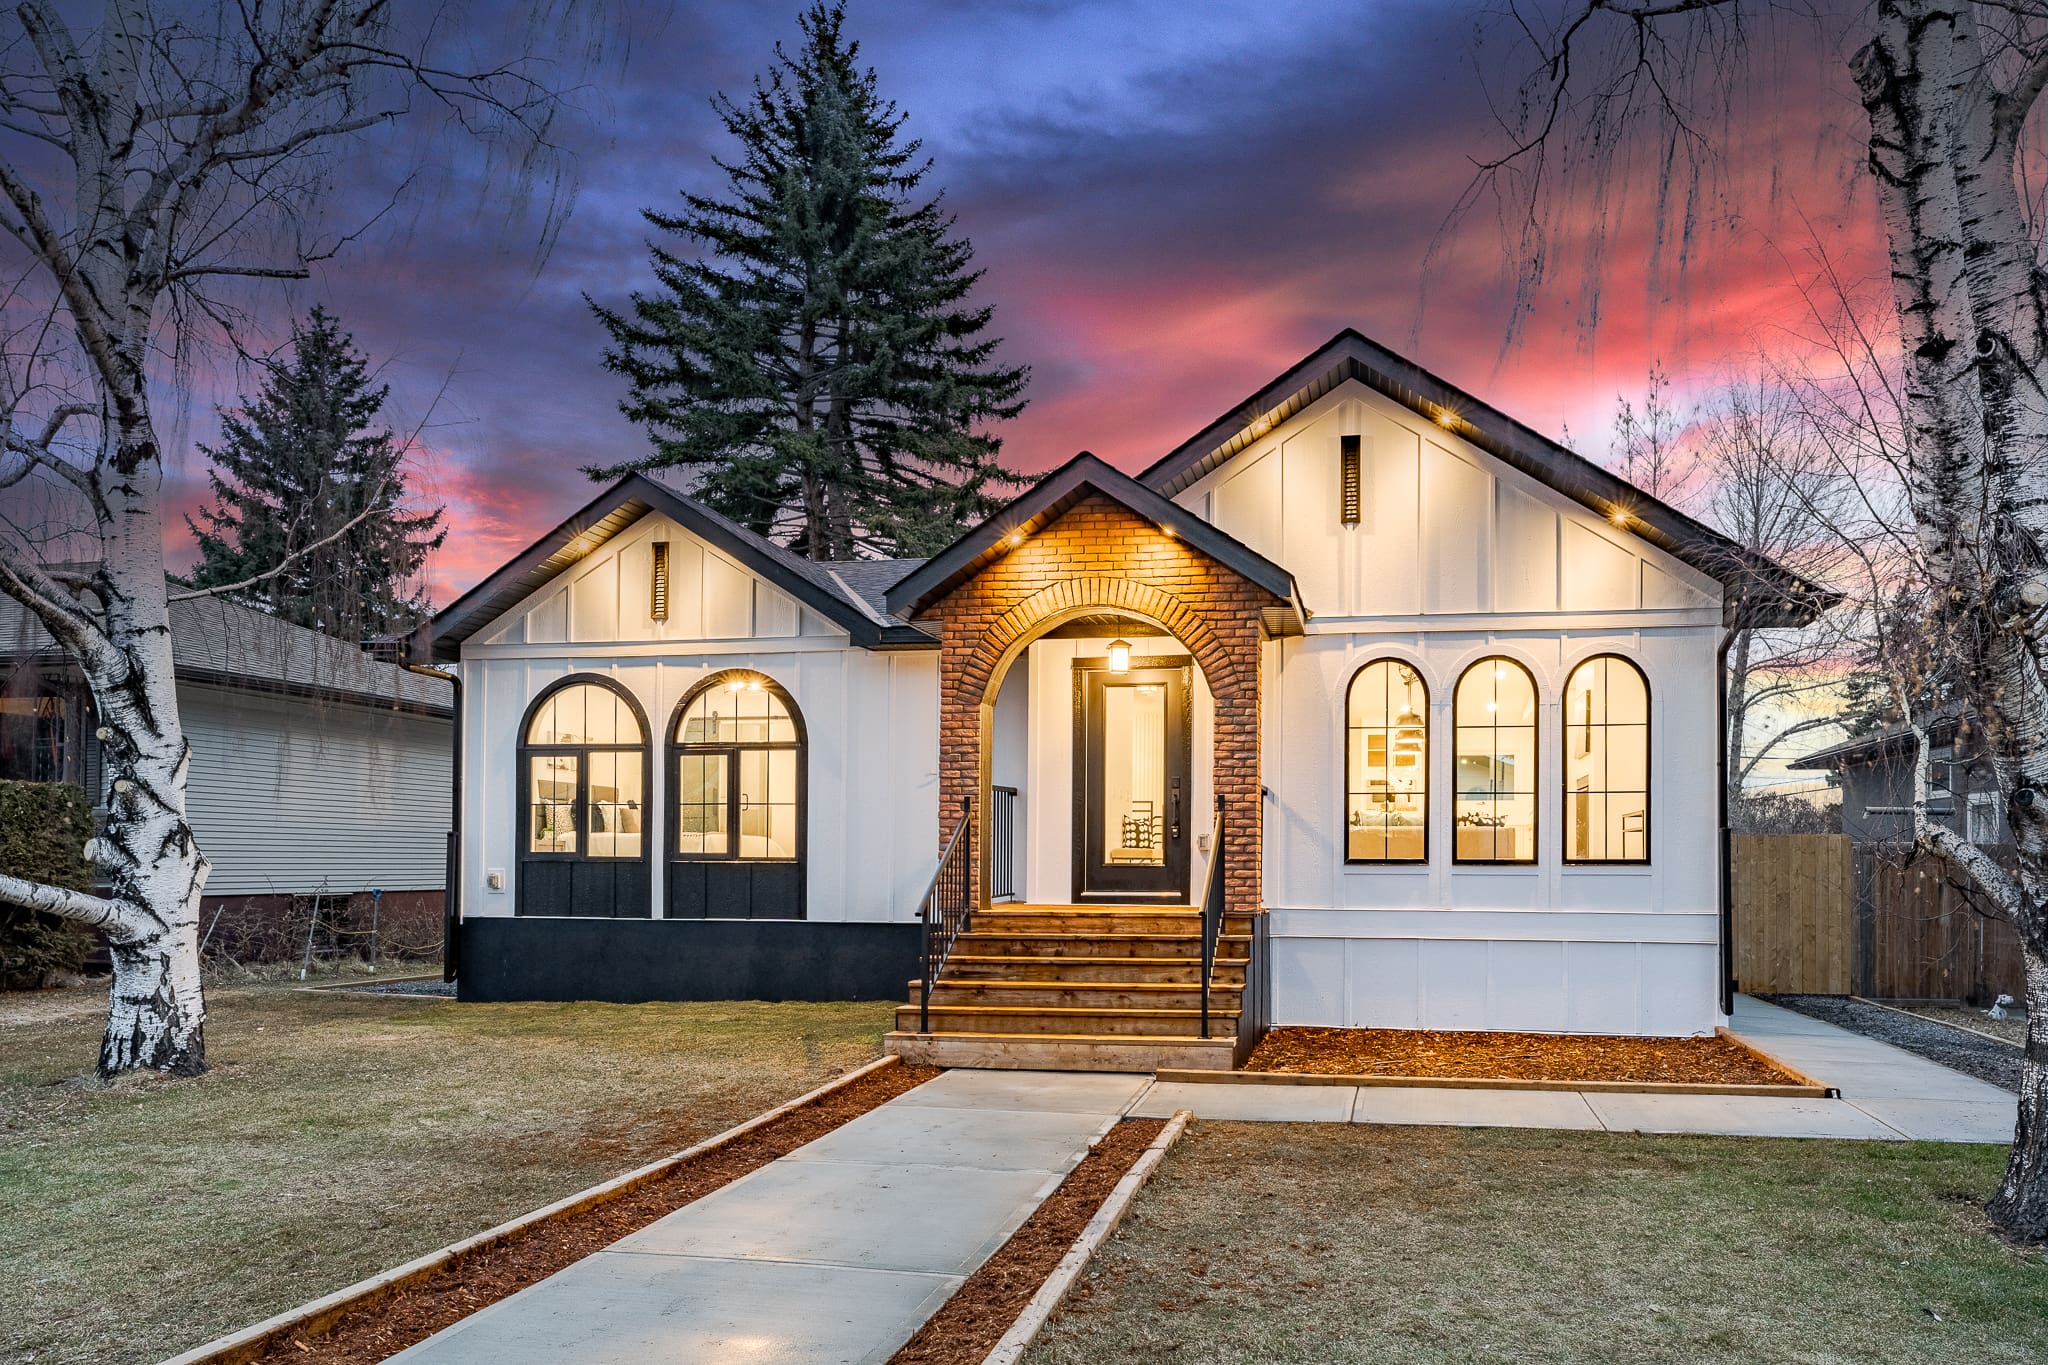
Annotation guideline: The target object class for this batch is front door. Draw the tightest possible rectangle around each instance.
[1074,658,1191,901]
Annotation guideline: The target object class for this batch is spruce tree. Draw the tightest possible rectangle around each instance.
[588,2,1028,559]
[187,307,445,641]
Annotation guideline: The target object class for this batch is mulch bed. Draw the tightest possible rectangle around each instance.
[251,1061,940,1365]
[1245,1026,1800,1085]
[888,1117,1168,1365]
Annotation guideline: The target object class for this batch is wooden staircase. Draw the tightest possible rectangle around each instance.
[883,903,1251,1072]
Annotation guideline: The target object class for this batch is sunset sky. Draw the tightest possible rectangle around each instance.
[152,0,1884,604]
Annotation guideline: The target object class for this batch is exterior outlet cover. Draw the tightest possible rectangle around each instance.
[486,869,506,892]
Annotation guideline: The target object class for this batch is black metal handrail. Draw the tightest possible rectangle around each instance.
[918,796,974,1034]
[990,785,1019,900]
[1198,796,1225,1038]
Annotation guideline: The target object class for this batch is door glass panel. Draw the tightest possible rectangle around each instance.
[676,753,728,855]
[1102,682,1167,868]
[737,747,800,860]
[585,750,643,857]
[528,754,579,854]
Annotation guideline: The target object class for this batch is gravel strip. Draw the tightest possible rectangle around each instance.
[342,979,455,998]
[1761,994,2021,1094]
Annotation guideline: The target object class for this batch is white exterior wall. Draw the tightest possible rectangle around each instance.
[1179,378,1727,1035]
[460,510,939,924]
[182,683,451,896]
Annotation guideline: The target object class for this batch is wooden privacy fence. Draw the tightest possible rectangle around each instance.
[1731,833,1853,994]
[1855,848,2026,1003]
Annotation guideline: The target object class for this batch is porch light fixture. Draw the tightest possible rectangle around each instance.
[1108,638,1132,673]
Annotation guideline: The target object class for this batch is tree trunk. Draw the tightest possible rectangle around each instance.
[1989,943,2048,1238]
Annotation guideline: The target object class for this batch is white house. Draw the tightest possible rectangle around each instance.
[421,330,1828,1069]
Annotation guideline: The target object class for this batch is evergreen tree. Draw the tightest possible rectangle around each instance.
[187,307,445,640]
[588,2,1028,559]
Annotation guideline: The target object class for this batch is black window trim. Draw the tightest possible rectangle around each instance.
[515,673,653,867]
[667,669,808,867]
[1344,657,1430,866]
[1451,655,1540,867]
[1561,652,1652,866]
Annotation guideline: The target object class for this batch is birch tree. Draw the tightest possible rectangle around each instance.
[0,1,609,1077]
[1463,0,2048,1241]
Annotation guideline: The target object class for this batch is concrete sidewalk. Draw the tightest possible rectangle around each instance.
[389,1069,1149,1365]
[1130,996,2015,1143]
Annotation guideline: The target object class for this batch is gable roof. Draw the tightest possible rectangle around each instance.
[884,452,1308,634]
[1140,328,1838,628]
[420,473,937,662]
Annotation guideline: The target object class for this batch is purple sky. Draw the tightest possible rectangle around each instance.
[154,0,1880,601]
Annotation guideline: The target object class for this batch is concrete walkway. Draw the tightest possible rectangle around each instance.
[389,1069,1149,1365]
[1130,996,2015,1143]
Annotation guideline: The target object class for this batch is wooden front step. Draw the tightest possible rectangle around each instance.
[940,954,1246,984]
[883,1030,1235,1073]
[973,908,1202,935]
[895,1002,1239,1037]
[951,932,1249,959]
[912,978,1244,1010]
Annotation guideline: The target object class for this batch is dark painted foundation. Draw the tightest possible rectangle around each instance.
[455,916,920,1004]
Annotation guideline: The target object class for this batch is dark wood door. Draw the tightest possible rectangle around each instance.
[1074,660,1191,901]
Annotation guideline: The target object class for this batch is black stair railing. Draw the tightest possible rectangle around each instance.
[990,785,1018,901]
[1199,796,1225,1038]
[918,796,974,1034]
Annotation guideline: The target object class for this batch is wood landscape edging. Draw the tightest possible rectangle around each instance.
[977,1109,1193,1365]
[1849,995,2026,1050]
[155,1054,907,1365]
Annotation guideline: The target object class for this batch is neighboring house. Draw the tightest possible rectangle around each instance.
[421,329,1827,1066]
[0,585,452,926]
[1788,715,2006,848]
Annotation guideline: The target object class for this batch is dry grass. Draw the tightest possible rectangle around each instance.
[1900,1003,2028,1049]
[0,981,893,1365]
[1025,1122,2048,1365]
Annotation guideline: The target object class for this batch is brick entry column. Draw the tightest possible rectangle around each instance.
[915,493,1281,914]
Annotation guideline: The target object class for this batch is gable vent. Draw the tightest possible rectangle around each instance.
[650,541,670,620]
[1340,434,1361,525]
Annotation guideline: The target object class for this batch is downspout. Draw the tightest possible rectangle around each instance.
[405,661,462,985]
[1716,604,1739,1019]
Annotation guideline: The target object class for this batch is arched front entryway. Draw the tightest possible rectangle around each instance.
[912,489,1285,916]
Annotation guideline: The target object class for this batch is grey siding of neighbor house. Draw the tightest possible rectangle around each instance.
[1833,751,2001,848]
[181,683,450,896]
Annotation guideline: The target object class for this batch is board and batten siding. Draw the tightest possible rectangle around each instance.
[461,509,940,925]
[181,684,451,897]
[1177,377,1728,1035]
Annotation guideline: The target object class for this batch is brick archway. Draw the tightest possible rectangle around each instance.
[914,492,1281,913]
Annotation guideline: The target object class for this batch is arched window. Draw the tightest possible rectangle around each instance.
[667,671,807,919]
[516,677,650,917]
[1453,658,1537,863]
[1346,660,1428,863]
[1563,655,1650,863]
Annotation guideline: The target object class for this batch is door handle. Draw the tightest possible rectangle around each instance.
[1170,782,1182,840]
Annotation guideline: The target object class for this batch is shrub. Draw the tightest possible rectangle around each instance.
[0,780,96,989]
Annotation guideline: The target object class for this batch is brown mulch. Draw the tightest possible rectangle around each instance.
[888,1117,1168,1365]
[251,1061,940,1365]
[1245,1027,1801,1085]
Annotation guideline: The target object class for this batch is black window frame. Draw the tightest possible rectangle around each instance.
[1344,658,1430,865]
[515,674,652,867]
[1561,653,1652,866]
[1451,656,1540,866]
[667,670,807,867]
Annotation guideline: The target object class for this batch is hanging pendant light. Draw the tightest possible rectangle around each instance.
[1108,638,1132,673]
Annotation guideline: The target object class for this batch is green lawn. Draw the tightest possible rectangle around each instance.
[1025,1121,2047,1365]
[0,981,894,1365]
